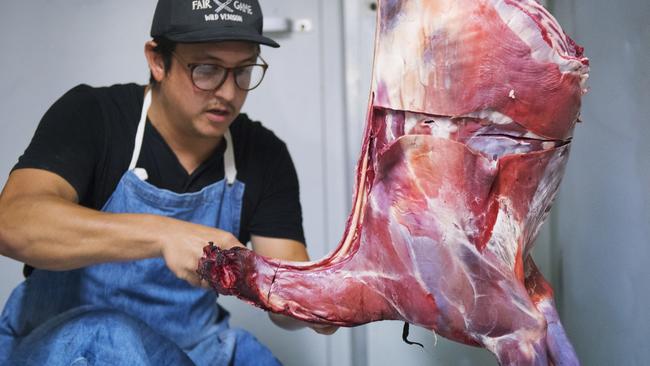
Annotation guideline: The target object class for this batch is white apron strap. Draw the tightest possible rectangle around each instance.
[128,89,152,180]
[223,130,237,185]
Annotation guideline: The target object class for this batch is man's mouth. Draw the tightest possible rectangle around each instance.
[205,107,232,122]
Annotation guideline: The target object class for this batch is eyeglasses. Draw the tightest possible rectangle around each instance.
[172,52,268,92]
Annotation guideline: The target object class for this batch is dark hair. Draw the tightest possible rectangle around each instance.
[149,37,177,86]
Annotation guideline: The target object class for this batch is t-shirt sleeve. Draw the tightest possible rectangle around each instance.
[12,85,104,202]
[248,141,306,245]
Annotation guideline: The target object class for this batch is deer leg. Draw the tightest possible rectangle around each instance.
[524,256,579,366]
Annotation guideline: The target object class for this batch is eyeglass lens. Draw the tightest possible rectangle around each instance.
[192,64,266,91]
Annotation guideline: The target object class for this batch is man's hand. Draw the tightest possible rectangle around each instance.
[307,322,339,335]
[268,313,339,335]
[158,220,245,288]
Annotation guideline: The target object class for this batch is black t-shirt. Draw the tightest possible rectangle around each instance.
[14,83,305,246]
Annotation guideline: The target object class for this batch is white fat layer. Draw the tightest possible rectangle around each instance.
[486,199,521,270]
[522,148,567,254]
[493,0,589,78]
[340,270,405,283]
[481,330,542,359]
[523,131,548,140]
[468,136,535,159]
[374,1,466,107]
[399,110,556,151]
[542,141,556,150]
[406,112,459,138]
[404,112,419,135]
[385,113,397,142]
[427,118,458,139]
[464,109,514,125]
[320,140,371,264]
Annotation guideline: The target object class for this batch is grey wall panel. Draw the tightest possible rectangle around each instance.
[551,0,650,365]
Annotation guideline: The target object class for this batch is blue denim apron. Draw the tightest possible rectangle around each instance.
[0,91,281,366]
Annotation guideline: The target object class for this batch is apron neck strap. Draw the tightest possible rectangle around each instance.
[129,89,238,184]
[128,89,152,171]
[223,130,237,185]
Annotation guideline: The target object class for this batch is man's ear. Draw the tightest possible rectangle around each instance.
[144,40,166,83]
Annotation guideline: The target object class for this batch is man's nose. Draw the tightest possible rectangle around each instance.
[214,71,238,101]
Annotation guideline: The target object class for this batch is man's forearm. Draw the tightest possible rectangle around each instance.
[0,194,166,270]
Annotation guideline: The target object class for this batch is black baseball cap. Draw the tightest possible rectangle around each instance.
[151,0,280,48]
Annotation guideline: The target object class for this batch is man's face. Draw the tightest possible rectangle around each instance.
[158,41,259,139]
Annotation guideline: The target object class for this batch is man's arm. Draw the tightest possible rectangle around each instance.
[0,169,243,286]
[251,235,309,261]
[251,235,338,335]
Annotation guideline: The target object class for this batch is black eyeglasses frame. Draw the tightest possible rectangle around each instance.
[171,52,269,92]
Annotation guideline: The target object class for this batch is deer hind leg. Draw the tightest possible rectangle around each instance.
[524,256,580,366]
[470,284,550,366]
[425,250,550,365]
[484,333,549,366]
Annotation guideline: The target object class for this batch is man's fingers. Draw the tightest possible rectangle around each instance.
[315,328,337,335]
[212,232,246,250]
[221,240,246,250]
[311,324,339,335]
[182,271,206,288]
[189,278,212,289]
[200,278,212,289]
[186,277,201,287]
[203,240,244,251]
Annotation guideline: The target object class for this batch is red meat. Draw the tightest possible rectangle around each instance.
[199,1,589,364]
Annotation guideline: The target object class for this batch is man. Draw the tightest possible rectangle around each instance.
[0,0,335,364]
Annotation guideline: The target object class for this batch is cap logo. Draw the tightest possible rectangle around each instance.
[214,0,234,13]
[232,1,253,15]
[192,0,212,10]
[195,0,254,23]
